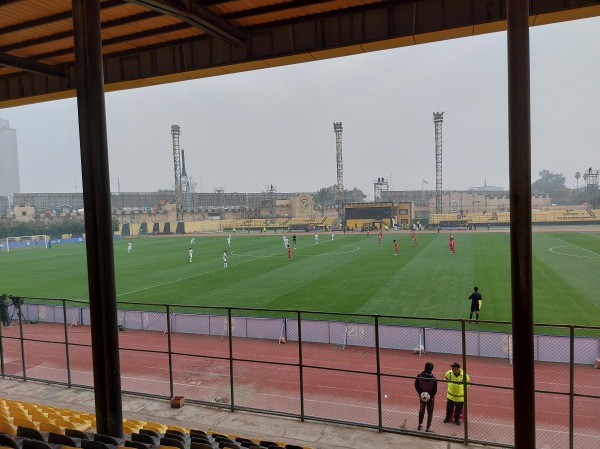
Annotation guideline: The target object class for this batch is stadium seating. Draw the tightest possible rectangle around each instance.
[432,208,600,226]
[37,423,64,435]
[0,398,313,449]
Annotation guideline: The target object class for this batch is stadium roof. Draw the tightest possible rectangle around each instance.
[1,0,599,107]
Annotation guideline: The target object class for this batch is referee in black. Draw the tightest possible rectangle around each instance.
[468,286,482,323]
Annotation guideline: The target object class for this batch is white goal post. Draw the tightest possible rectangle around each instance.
[0,235,49,253]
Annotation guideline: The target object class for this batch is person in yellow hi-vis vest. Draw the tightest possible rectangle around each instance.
[444,362,470,425]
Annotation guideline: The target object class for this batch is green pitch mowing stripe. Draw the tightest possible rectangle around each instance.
[0,231,598,326]
[532,232,600,325]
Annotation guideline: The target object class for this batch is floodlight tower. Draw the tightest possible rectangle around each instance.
[171,125,183,221]
[374,177,389,202]
[586,167,599,188]
[333,122,344,216]
[267,184,277,217]
[433,112,444,214]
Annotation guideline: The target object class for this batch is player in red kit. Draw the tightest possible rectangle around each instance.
[287,245,292,260]
[394,239,399,256]
[449,237,456,254]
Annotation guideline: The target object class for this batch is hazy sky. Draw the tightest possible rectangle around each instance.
[2,16,599,200]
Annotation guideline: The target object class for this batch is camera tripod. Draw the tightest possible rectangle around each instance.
[9,301,29,325]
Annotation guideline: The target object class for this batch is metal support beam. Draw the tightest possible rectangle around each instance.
[506,1,535,448]
[125,0,247,46]
[72,0,123,438]
[433,112,443,214]
[171,125,183,222]
[0,52,67,78]
[333,122,344,217]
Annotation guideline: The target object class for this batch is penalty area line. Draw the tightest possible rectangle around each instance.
[550,238,600,259]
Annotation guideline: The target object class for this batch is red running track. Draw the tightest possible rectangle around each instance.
[1,323,598,448]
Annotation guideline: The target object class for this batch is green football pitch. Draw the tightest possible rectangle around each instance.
[1,230,599,326]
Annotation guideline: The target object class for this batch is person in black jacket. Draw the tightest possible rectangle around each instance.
[469,286,482,323]
[415,361,438,432]
[0,294,10,327]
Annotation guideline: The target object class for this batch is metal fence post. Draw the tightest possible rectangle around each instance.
[228,308,235,411]
[569,325,574,449]
[62,299,72,386]
[375,315,382,432]
[461,320,468,444]
[0,316,4,377]
[18,301,26,381]
[297,312,305,421]
[166,304,174,399]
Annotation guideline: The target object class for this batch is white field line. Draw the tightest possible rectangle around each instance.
[548,238,600,259]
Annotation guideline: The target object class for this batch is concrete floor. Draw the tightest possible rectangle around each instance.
[0,378,483,449]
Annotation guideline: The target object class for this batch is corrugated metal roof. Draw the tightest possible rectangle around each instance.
[1,0,599,106]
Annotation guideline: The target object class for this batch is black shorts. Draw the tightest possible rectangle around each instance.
[470,303,479,312]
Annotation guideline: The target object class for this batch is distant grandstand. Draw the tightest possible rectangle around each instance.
[430,208,600,228]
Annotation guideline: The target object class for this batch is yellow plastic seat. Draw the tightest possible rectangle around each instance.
[9,411,31,421]
[56,409,77,417]
[159,445,180,449]
[79,414,96,427]
[39,422,65,434]
[31,415,53,425]
[4,400,23,407]
[166,424,187,433]
[0,415,13,424]
[68,416,91,426]
[53,418,90,432]
[143,422,167,433]
[47,413,66,421]
[124,418,145,426]
[0,420,17,435]
[11,417,38,429]
[122,424,140,434]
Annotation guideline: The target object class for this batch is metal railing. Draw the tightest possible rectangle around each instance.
[0,297,598,449]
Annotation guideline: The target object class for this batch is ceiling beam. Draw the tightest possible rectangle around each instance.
[222,0,332,20]
[0,52,67,78]
[0,0,123,36]
[124,0,247,46]
[30,22,191,61]
[0,11,162,53]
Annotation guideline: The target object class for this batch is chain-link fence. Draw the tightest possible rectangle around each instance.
[0,298,598,448]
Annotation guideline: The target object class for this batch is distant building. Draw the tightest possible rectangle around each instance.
[427,191,552,214]
[344,201,413,230]
[0,119,21,200]
[0,196,8,216]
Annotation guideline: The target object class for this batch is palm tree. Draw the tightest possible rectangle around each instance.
[314,187,335,207]
[575,172,581,188]
[583,172,589,187]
